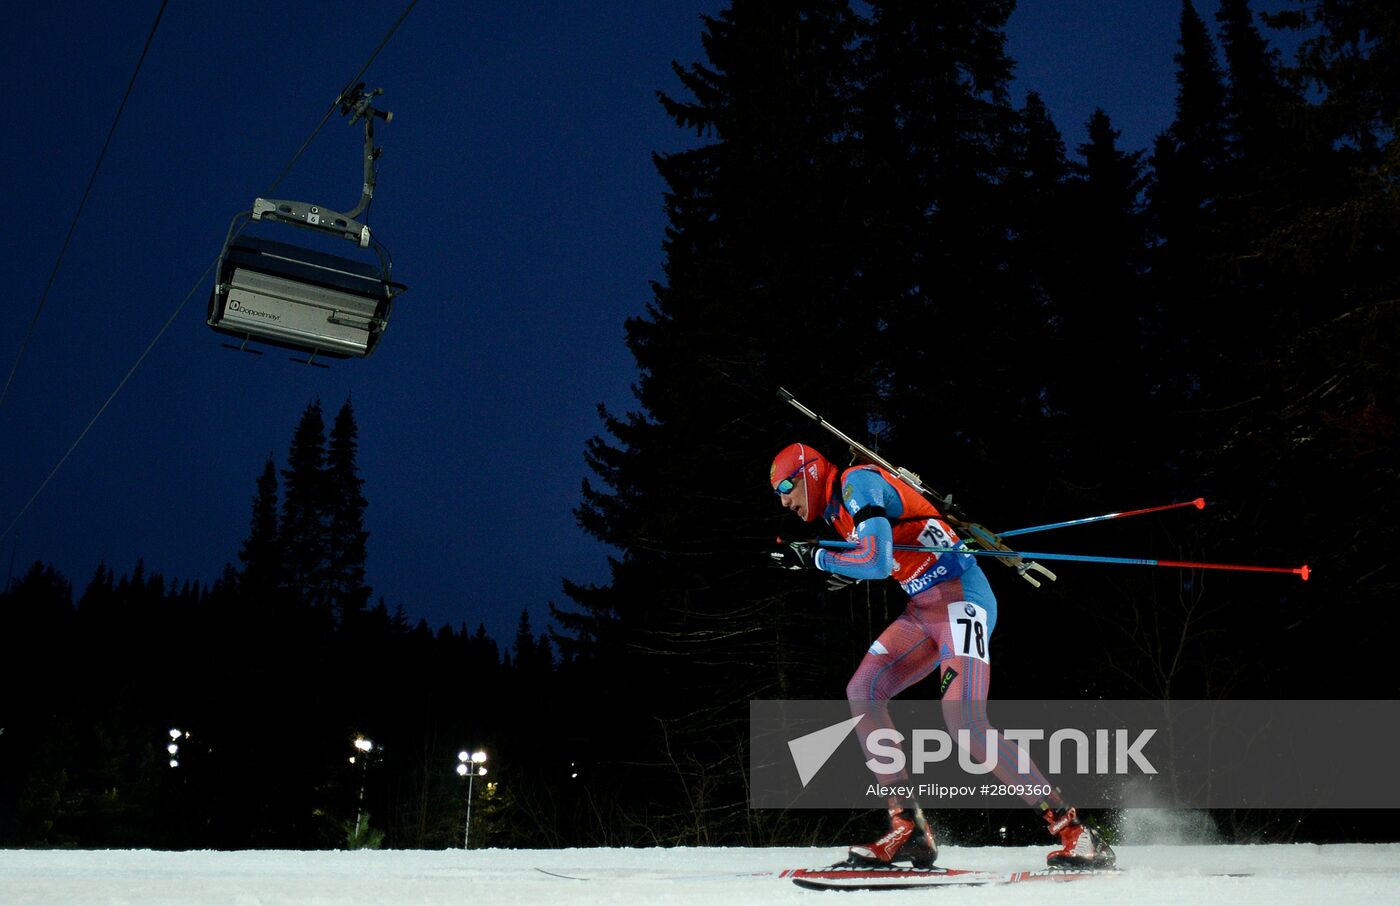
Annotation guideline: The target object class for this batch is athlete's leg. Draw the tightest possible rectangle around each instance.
[845,610,944,865]
[904,570,1113,868]
[846,611,942,791]
[907,568,1062,809]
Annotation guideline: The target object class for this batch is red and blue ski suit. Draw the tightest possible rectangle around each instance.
[813,465,1057,809]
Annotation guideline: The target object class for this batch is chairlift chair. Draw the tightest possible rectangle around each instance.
[208,85,406,363]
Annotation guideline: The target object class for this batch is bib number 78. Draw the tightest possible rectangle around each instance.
[948,602,990,663]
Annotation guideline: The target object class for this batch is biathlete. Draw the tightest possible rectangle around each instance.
[766,442,1114,870]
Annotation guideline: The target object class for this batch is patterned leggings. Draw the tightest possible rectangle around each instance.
[846,567,1058,811]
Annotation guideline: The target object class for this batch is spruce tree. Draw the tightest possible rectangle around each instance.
[560,0,1082,843]
[1208,0,1400,698]
[1271,0,1400,158]
[280,401,329,613]
[1144,0,1233,462]
[1260,0,1400,302]
[566,0,864,695]
[854,0,1029,515]
[561,1,868,842]
[238,457,281,600]
[511,608,553,678]
[325,399,371,624]
[1217,0,1288,171]
[1003,90,1070,446]
[1149,0,1230,272]
[1057,109,1152,489]
[1207,0,1320,375]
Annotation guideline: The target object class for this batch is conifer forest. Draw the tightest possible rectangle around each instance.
[2,0,1396,849]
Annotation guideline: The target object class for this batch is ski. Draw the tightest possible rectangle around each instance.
[532,866,781,882]
[782,863,1116,891]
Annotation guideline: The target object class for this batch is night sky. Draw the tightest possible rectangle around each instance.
[0,1,1293,645]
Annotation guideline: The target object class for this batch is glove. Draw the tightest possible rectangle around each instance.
[767,541,816,570]
[825,572,858,592]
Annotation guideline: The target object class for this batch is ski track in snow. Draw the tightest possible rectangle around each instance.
[2,843,1398,904]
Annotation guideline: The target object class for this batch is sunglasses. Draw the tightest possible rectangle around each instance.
[774,463,806,495]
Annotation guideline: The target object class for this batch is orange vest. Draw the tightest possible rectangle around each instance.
[828,465,969,590]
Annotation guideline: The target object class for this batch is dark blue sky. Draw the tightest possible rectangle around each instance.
[0,2,1294,645]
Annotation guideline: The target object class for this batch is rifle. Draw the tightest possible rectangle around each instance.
[777,388,1057,588]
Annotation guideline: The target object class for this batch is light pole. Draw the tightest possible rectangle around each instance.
[456,749,487,848]
[350,736,374,845]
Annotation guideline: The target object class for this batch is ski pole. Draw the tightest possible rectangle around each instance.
[816,540,1310,581]
[999,498,1207,538]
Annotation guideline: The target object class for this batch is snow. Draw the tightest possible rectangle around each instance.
[3,843,1399,905]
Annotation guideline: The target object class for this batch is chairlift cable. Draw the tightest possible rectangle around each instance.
[0,0,170,412]
[0,0,419,546]
[0,263,214,546]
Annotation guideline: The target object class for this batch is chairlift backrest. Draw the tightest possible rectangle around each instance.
[208,235,402,359]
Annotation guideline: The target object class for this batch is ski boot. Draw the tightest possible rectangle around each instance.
[848,805,938,868]
[1043,806,1116,870]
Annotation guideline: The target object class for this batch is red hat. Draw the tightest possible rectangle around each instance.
[770,443,834,522]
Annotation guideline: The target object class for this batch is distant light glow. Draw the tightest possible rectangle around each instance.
[165,727,182,767]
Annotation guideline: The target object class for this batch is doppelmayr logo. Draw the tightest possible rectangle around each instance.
[788,717,1158,788]
[229,299,281,322]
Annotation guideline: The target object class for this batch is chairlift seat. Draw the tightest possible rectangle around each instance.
[208,235,404,359]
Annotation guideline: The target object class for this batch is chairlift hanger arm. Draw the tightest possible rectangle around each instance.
[340,83,391,222]
[248,85,393,248]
